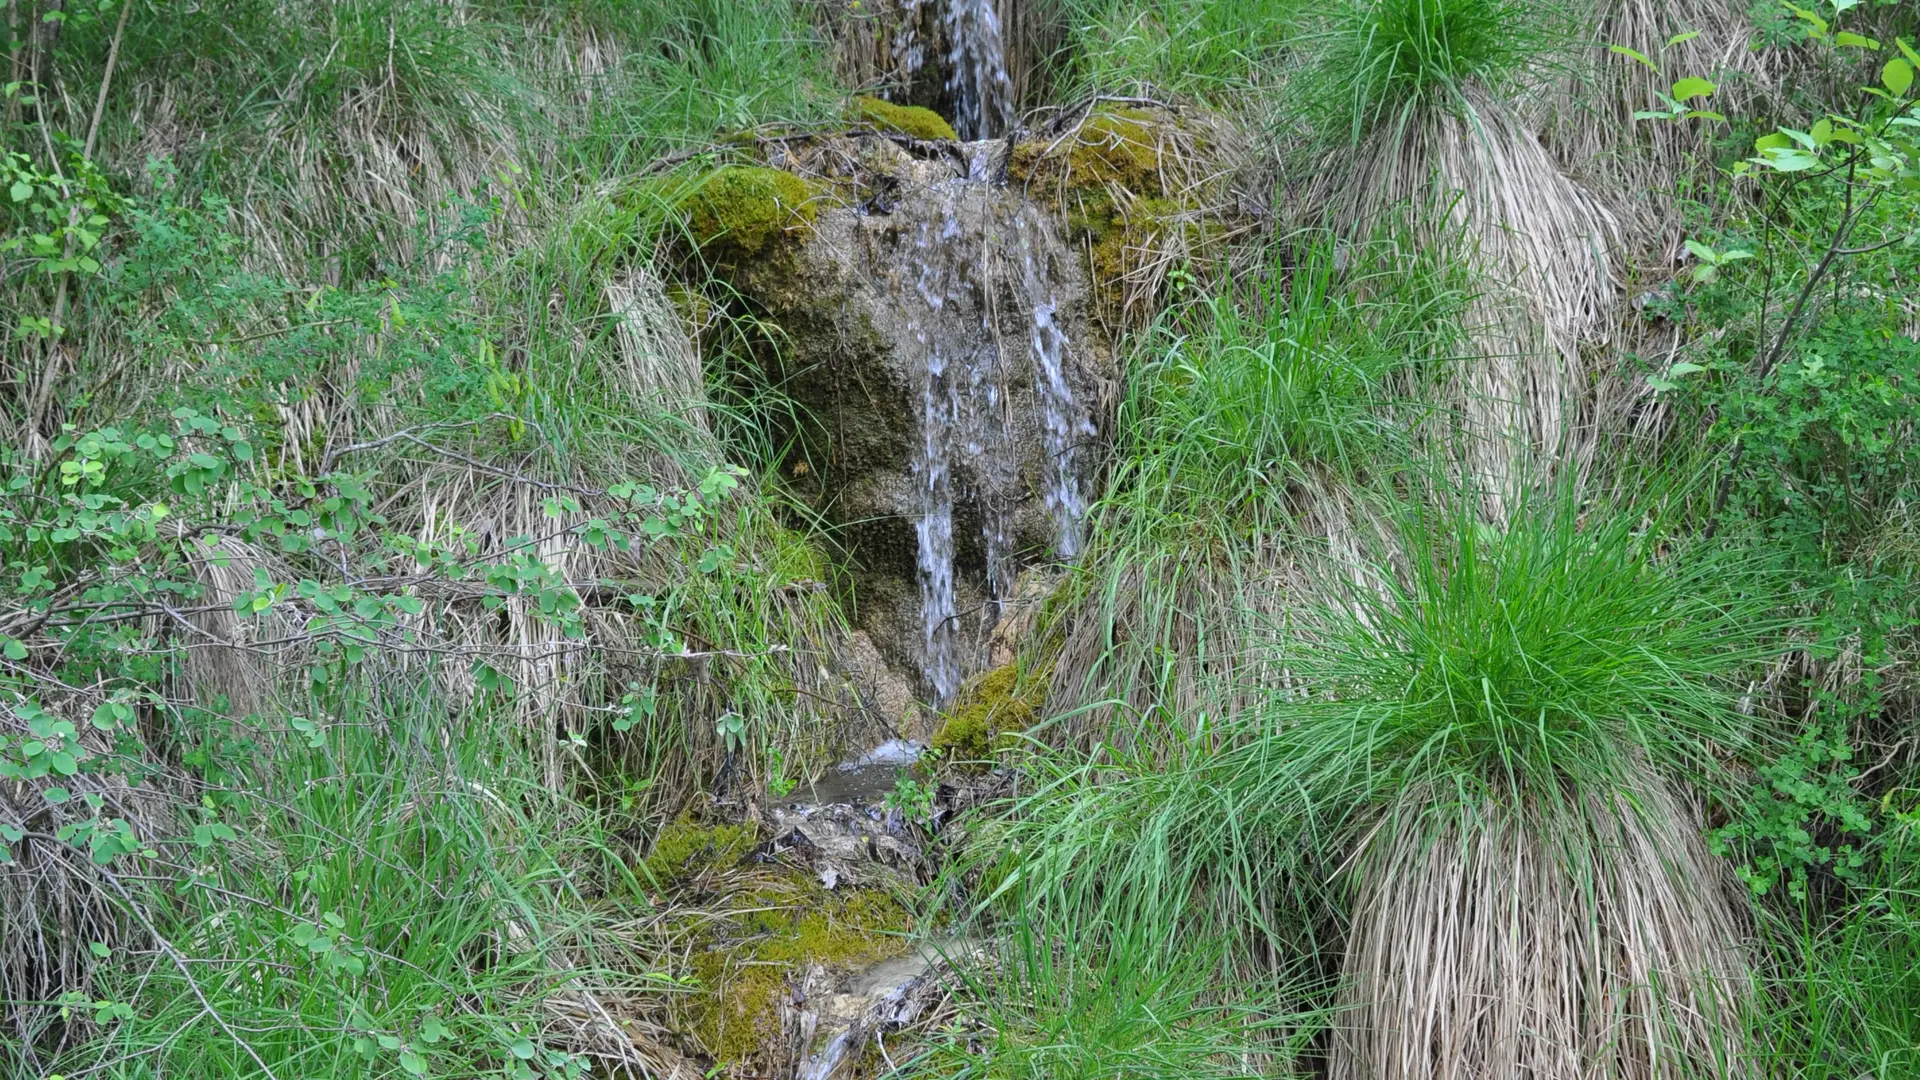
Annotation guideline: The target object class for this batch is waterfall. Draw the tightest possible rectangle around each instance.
[909,199,964,704]
[891,0,1012,142]
[895,173,1090,703]
[1032,298,1093,558]
[942,0,1013,140]
[1014,212,1093,559]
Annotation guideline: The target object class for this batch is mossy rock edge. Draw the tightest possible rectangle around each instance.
[851,95,959,141]
[679,165,826,260]
[932,662,1042,766]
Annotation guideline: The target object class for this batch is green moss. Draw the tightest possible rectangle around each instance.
[1010,107,1164,193]
[642,814,758,884]
[678,166,824,259]
[1007,106,1227,324]
[850,95,958,141]
[687,879,911,1068]
[932,662,1041,765]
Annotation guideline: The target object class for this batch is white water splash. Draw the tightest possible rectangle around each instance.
[942,0,1012,140]
[894,173,1091,701]
[909,201,962,703]
[1031,298,1094,558]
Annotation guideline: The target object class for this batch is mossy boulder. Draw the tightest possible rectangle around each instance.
[678,165,825,260]
[683,877,911,1072]
[850,95,958,141]
[1009,105,1232,325]
[931,662,1041,765]
[674,138,1108,695]
[1010,107,1166,192]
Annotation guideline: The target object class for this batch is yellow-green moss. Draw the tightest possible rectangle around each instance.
[679,166,824,259]
[1009,107,1165,193]
[642,814,758,884]
[687,880,911,1068]
[1007,107,1223,324]
[932,662,1041,764]
[851,95,958,141]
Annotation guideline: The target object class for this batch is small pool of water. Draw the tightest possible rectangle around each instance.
[795,740,924,807]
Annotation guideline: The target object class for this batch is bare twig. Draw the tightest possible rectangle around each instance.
[94,871,285,1080]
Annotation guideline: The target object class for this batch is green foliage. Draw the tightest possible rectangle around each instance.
[1712,721,1875,900]
[1126,256,1407,490]
[1038,238,1465,734]
[1309,0,1558,137]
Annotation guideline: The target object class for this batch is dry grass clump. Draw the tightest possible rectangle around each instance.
[1336,780,1750,1080]
[1329,87,1622,502]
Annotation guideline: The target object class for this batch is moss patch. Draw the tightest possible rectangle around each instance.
[642,814,758,885]
[932,662,1042,765]
[686,879,912,1070]
[679,166,824,260]
[1011,107,1166,192]
[851,95,958,141]
[1009,106,1228,325]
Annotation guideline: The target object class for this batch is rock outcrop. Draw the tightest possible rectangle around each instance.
[697,136,1109,702]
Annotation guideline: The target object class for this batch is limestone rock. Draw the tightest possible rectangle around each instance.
[721,137,1108,700]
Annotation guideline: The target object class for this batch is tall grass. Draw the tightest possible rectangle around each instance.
[1042,237,1469,743]
[1754,815,1920,1079]
[989,478,1790,1074]
[4,688,672,1079]
[908,920,1313,1079]
[1046,0,1305,100]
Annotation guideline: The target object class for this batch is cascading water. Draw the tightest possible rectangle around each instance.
[886,0,1013,142]
[907,199,965,704]
[1032,299,1094,558]
[941,0,1013,140]
[895,185,1092,702]
[1014,216,1095,559]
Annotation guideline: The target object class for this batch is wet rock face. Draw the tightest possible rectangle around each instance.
[730,140,1105,702]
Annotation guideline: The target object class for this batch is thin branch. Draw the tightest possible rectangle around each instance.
[94,870,285,1080]
[82,0,131,162]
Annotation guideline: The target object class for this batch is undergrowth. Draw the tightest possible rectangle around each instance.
[6,0,1920,1078]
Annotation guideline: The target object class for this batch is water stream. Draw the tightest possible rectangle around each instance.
[887,0,1013,142]
[941,0,1013,140]
[893,143,1090,703]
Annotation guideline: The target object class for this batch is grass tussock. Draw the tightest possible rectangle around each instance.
[1041,237,1468,745]
[991,483,1788,1076]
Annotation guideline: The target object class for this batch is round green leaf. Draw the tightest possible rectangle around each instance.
[1885,58,1914,96]
[1671,77,1716,102]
